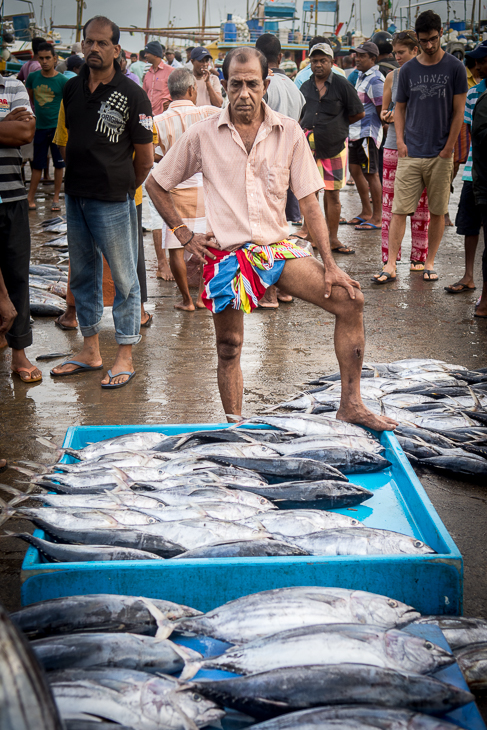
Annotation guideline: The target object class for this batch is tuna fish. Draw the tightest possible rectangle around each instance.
[288,527,435,556]
[414,616,487,650]
[6,532,162,562]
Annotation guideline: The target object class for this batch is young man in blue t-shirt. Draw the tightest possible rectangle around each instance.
[373,10,467,284]
[26,42,67,211]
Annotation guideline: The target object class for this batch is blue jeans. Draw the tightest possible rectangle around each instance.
[66,195,141,345]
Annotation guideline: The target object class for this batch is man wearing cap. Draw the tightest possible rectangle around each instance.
[347,41,384,230]
[190,47,223,107]
[300,42,364,254]
[294,36,346,89]
[143,41,173,115]
[445,40,487,295]
[56,42,83,74]
[166,49,182,68]
[146,46,397,433]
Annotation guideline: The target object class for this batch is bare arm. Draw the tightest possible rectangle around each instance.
[440,92,467,158]
[348,111,365,124]
[298,193,361,299]
[380,72,394,123]
[58,145,66,161]
[203,71,223,107]
[133,143,154,189]
[145,174,218,262]
[395,101,407,157]
[0,108,35,146]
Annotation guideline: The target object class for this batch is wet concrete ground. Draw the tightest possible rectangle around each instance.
[1,180,486,634]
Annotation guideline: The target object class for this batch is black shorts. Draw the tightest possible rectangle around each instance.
[455,180,483,236]
[32,128,65,171]
[349,137,380,175]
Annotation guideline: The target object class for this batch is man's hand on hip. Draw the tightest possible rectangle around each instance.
[324,262,361,300]
[180,232,221,264]
[397,142,408,158]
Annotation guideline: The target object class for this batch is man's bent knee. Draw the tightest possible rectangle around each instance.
[217,336,243,362]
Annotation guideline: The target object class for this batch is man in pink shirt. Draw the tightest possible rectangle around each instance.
[147,47,397,432]
[142,41,173,115]
[17,37,43,82]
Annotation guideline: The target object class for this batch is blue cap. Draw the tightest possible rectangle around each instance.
[466,40,487,59]
[190,46,212,62]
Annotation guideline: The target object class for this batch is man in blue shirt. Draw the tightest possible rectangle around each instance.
[445,40,487,295]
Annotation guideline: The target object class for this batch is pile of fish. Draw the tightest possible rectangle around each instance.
[270,358,487,480]
[0,419,439,562]
[5,586,487,728]
[29,263,68,316]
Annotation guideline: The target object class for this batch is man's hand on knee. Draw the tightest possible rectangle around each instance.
[324,263,361,300]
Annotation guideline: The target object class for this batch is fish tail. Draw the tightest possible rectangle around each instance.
[111,466,133,488]
[10,465,37,477]
[468,386,484,412]
[36,436,65,460]
[179,660,203,681]
[138,596,174,639]
[0,496,14,529]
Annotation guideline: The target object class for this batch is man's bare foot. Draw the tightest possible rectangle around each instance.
[259,286,279,308]
[0,334,7,349]
[11,350,42,383]
[277,289,293,302]
[337,404,398,432]
[196,297,206,309]
[410,261,425,271]
[51,345,102,375]
[174,299,195,311]
[55,306,78,329]
[101,350,134,387]
[444,213,454,226]
[156,262,175,281]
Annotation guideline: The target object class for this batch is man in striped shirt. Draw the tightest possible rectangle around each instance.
[0,75,42,383]
[153,67,219,310]
[445,41,487,295]
[147,47,397,432]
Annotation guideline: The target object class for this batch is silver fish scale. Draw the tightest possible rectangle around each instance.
[289,528,435,556]
[193,623,453,677]
[175,587,419,643]
[239,509,363,535]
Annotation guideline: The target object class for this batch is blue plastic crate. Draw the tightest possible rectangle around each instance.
[21,424,463,615]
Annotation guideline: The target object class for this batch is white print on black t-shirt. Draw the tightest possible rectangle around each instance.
[409,74,449,99]
[96,91,129,143]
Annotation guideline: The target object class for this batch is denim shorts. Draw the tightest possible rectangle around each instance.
[455,180,483,237]
[32,128,65,171]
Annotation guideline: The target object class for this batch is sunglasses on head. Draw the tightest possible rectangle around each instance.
[393,30,419,44]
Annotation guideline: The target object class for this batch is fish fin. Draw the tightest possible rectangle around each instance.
[468,386,484,412]
[36,436,62,452]
[107,490,123,504]
[179,660,203,681]
[225,414,243,424]
[171,642,203,663]
[138,596,174,639]
[301,391,316,414]
[111,465,133,488]
[13,459,48,472]
[0,483,23,497]
[0,496,13,528]
[374,368,380,377]
[10,465,36,477]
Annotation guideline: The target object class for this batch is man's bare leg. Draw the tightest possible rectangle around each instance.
[324,189,353,252]
[276,256,397,431]
[445,234,479,291]
[348,163,372,224]
[196,267,206,309]
[212,307,244,419]
[375,213,407,281]
[169,249,195,311]
[153,229,174,281]
[259,285,279,308]
[101,344,134,385]
[11,348,42,382]
[51,334,103,374]
[422,213,445,280]
[52,167,63,208]
[27,168,42,209]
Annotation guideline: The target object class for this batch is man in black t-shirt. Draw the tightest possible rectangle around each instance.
[300,43,364,254]
[51,15,153,388]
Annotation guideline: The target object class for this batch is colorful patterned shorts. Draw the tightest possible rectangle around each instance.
[304,131,348,191]
[202,240,311,314]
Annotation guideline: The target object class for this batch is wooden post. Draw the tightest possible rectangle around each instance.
[201,0,208,43]
[145,0,152,45]
[75,0,83,42]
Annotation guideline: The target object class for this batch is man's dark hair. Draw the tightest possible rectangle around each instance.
[284,50,292,58]
[415,10,442,35]
[377,41,393,55]
[174,51,182,62]
[465,54,476,69]
[130,53,137,58]
[139,49,145,57]
[187,46,195,53]
[83,16,120,45]
[309,36,327,51]
[32,36,45,54]
[222,46,268,81]
[255,33,281,64]
[160,44,166,53]
[37,42,55,56]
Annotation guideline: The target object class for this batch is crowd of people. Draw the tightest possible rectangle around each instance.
[1,12,486,438]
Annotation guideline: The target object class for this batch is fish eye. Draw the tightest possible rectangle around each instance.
[388,599,398,608]
[149,518,156,523]
[193,693,202,702]
[414,540,423,548]
[260,498,266,504]
[425,641,433,650]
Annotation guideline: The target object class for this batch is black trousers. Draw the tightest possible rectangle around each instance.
[285,188,301,223]
[136,202,147,304]
[0,199,32,350]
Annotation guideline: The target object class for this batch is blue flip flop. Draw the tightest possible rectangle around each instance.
[101,369,136,389]
[355,222,382,230]
[50,360,103,376]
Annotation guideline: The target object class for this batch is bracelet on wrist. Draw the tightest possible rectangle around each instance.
[170,223,187,234]
[181,231,194,247]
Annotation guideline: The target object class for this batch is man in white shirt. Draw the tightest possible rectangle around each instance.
[166,49,182,68]
[190,47,223,107]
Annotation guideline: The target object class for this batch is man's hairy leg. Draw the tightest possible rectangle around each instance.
[212,307,245,420]
[277,256,397,431]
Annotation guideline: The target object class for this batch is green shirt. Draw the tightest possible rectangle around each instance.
[26,70,68,129]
